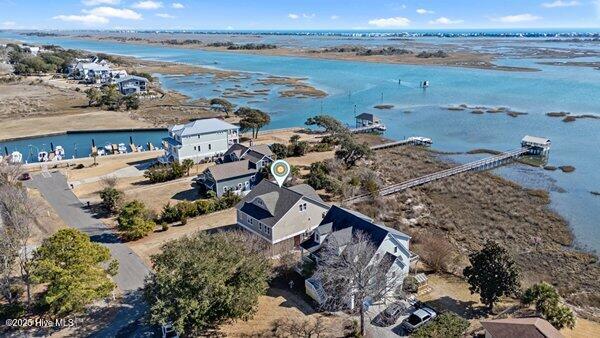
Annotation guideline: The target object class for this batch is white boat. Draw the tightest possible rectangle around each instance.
[104,143,113,154]
[54,145,65,157]
[38,151,49,162]
[117,143,127,153]
[96,148,106,156]
[10,151,23,163]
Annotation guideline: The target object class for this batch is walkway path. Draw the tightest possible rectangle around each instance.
[28,172,151,337]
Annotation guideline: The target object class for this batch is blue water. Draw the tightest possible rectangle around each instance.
[0,131,166,163]
[1,32,599,253]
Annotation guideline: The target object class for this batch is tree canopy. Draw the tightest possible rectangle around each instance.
[522,282,576,330]
[209,98,234,117]
[31,229,117,315]
[463,240,520,310]
[144,231,272,336]
[305,115,348,134]
[235,107,271,138]
[117,200,156,240]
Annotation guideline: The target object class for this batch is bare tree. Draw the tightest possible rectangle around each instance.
[0,184,39,307]
[314,231,402,336]
[0,162,23,186]
[270,315,329,338]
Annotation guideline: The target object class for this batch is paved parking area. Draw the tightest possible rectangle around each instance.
[364,300,415,337]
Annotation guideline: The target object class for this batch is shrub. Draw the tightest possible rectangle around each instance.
[161,222,169,232]
[195,199,217,215]
[412,312,468,338]
[160,203,182,223]
[270,143,288,159]
[522,282,576,330]
[99,187,123,214]
[117,200,156,240]
[306,161,330,190]
[403,275,419,294]
[176,201,198,218]
[311,142,333,152]
[144,162,185,183]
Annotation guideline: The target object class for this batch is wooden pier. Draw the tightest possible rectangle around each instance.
[344,147,530,204]
[370,137,432,151]
[350,125,387,134]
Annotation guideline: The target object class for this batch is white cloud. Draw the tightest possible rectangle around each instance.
[84,7,142,19]
[82,0,120,6]
[156,13,175,18]
[171,2,184,9]
[53,14,109,24]
[368,16,411,27]
[288,13,299,19]
[2,21,16,27]
[416,8,434,15]
[542,0,579,8]
[429,17,464,25]
[302,13,315,19]
[494,13,541,23]
[132,1,163,10]
[330,15,339,20]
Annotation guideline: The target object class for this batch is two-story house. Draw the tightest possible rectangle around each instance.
[223,143,274,169]
[197,143,274,196]
[235,180,331,256]
[300,205,412,306]
[162,118,239,164]
[115,75,148,95]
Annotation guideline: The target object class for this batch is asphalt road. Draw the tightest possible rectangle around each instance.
[28,172,153,337]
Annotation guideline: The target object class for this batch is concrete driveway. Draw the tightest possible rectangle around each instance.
[364,300,415,338]
[28,172,152,337]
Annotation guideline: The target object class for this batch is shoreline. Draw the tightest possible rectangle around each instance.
[44,34,540,72]
[0,127,168,143]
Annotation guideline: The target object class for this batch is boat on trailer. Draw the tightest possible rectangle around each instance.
[10,151,23,163]
[38,151,49,162]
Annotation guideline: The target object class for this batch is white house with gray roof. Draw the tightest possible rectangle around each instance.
[115,75,148,95]
[161,118,239,164]
[301,205,412,306]
[235,180,331,256]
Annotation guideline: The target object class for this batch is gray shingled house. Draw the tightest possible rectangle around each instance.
[222,143,274,169]
[235,180,330,256]
[197,143,274,196]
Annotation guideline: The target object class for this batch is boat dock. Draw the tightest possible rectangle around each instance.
[370,137,432,151]
[350,125,387,134]
[344,145,537,204]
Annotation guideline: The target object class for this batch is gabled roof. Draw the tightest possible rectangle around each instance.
[481,317,563,338]
[170,118,238,137]
[206,160,256,181]
[115,75,148,84]
[320,205,409,248]
[522,135,551,145]
[236,180,326,228]
[355,113,378,121]
[224,143,274,162]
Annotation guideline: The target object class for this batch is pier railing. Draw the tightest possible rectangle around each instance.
[344,147,529,204]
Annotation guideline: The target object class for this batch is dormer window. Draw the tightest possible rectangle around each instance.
[394,246,398,253]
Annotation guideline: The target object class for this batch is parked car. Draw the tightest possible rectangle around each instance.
[161,323,179,338]
[401,307,437,332]
[19,172,31,181]
[373,302,406,327]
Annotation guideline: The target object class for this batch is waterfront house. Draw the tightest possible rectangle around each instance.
[115,75,148,95]
[161,118,239,164]
[301,205,412,306]
[480,317,563,338]
[197,160,260,197]
[223,143,274,169]
[355,113,381,128]
[235,180,330,256]
[73,61,111,83]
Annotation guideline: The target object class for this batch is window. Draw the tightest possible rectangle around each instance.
[208,144,212,150]
[299,203,307,212]
[391,271,396,278]
[394,246,398,253]
[223,186,228,192]
[375,253,380,260]
[238,183,242,189]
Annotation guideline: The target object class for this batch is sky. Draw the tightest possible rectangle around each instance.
[1,0,599,31]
